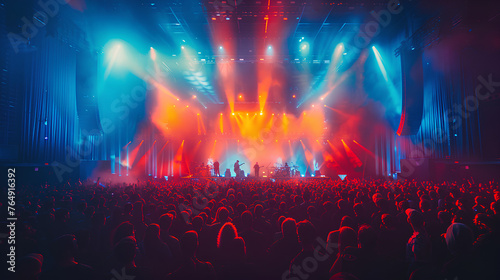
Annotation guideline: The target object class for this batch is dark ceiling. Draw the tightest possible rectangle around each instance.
[79,0,413,57]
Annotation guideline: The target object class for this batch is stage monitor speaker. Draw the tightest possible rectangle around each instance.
[76,50,102,133]
[396,47,424,136]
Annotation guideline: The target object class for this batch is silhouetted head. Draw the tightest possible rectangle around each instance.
[445,223,473,255]
[181,231,199,258]
[217,222,238,249]
[241,210,253,229]
[192,215,204,232]
[114,236,137,264]
[297,220,316,247]
[144,223,161,242]
[216,207,229,223]
[358,225,376,250]
[281,218,298,239]
[17,253,43,280]
[159,213,174,232]
[51,234,77,263]
[406,209,424,230]
[112,221,134,245]
[338,227,357,253]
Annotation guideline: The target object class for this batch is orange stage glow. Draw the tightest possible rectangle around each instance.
[341,139,363,168]
[352,140,376,158]
[174,140,184,163]
[158,141,170,154]
[219,113,224,134]
[121,140,144,168]
[108,21,388,178]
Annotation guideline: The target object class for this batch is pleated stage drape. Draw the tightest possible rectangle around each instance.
[20,32,79,163]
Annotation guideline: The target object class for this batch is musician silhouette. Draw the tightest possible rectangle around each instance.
[254,162,260,178]
[234,160,241,177]
[214,160,220,177]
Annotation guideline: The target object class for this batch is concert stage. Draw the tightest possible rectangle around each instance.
[179,175,332,182]
[2,0,498,185]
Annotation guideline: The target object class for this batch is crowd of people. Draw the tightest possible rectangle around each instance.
[7,177,500,280]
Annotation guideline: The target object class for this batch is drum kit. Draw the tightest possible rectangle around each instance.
[193,162,212,177]
[268,162,299,178]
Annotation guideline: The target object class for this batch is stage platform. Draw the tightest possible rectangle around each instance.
[176,175,332,181]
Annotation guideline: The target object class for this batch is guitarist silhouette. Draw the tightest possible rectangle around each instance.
[234,160,245,177]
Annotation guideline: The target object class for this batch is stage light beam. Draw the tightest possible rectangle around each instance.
[150,47,156,61]
[372,46,388,81]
